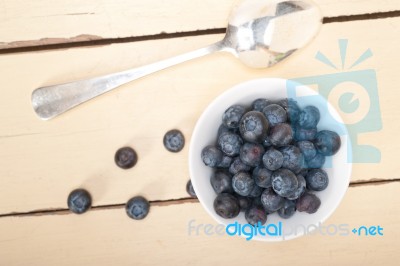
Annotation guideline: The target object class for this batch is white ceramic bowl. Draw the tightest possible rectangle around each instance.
[189,78,352,241]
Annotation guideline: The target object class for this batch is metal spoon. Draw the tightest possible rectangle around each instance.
[32,0,322,120]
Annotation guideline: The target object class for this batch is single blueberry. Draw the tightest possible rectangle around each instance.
[280,145,305,173]
[262,148,284,171]
[235,194,253,211]
[287,175,306,200]
[245,205,268,225]
[306,153,326,168]
[277,199,296,219]
[126,196,150,220]
[222,105,246,129]
[298,106,320,129]
[294,126,317,141]
[296,192,321,214]
[186,180,197,198]
[262,104,287,126]
[248,184,263,198]
[297,141,317,161]
[240,142,265,167]
[210,170,233,194]
[214,193,240,219]
[262,136,272,148]
[298,168,309,177]
[314,130,341,156]
[201,145,223,167]
[163,129,185,152]
[271,169,298,197]
[239,111,269,143]
[252,98,271,112]
[217,124,232,139]
[217,155,233,168]
[306,169,329,191]
[286,99,301,123]
[229,157,251,175]
[269,123,293,147]
[260,188,285,213]
[217,132,243,157]
[232,172,255,196]
[115,147,138,169]
[67,189,92,214]
[253,167,273,188]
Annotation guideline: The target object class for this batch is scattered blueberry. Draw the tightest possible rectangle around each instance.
[297,141,317,161]
[253,167,272,188]
[298,106,320,129]
[306,169,329,191]
[115,147,138,169]
[240,142,265,167]
[236,194,253,211]
[163,129,185,152]
[263,148,284,171]
[201,145,223,167]
[218,132,243,157]
[262,104,287,126]
[261,188,285,212]
[314,130,341,156]
[214,193,240,219]
[278,199,296,219]
[186,180,197,198]
[210,170,233,194]
[217,124,231,139]
[239,111,269,143]
[252,98,271,112]
[229,157,251,175]
[217,155,233,168]
[67,189,92,214]
[286,99,301,123]
[269,123,293,146]
[294,126,317,141]
[232,172,255,196]
[126,196,150,220]
[287,175,306,200]
[280,145,305,173]
[222,105,246,129]
[296,192,321,214]
[245,205,268,225]
[307,153,326,168]
[271,169,298,197]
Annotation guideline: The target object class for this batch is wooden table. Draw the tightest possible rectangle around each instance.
[0,1,399,265]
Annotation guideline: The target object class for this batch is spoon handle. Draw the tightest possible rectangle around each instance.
[32,41,224,120]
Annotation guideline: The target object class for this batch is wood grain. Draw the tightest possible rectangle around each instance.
[0,0,399,49]
[0,182,398,265]
[0,17,399,214]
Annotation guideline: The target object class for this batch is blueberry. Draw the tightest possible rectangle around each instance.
[252,98,271,112]
[298,168,309,177]
[214,193,240,219]
[245,205,268,225]
[232,172,255,196]
[297,141,317,161]
[235,194,253,211]
[222,105,246,129]
[229,157,251,175]
[287,175,306,200]
[294,126,317,141]
[260,188,285,212]
[240,143,265,167]
[239,111,269,143]
[217,155,233,168]
[306,169,329,191]
[286,99,301,123]
[126,196,150,220]
[67,189,92,214]
[253,167,272,188]
[262,148,284,171]
[269,123,293,146]
[277,200,296,219]
[248,184,263,198]
[262,104,287,126]
[210,170,233,194]
[296,192,321,214]
[314,130,341,156]
[306,153,325,168]
[217,124,231,139]
[298,106,320,129]
[271,169,298,197]
[201,145,223,167]
[115,147,138,169]
[163,129,185,152]
[218,132,243,157]
[280,145,305,173]
[262,136,272,148]
[186,180,197,198]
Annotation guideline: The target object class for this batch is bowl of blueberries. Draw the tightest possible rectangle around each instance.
[189,78,352,241]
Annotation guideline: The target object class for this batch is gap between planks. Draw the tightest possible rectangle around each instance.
[0,10,399,55]
[0,179,399,219]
